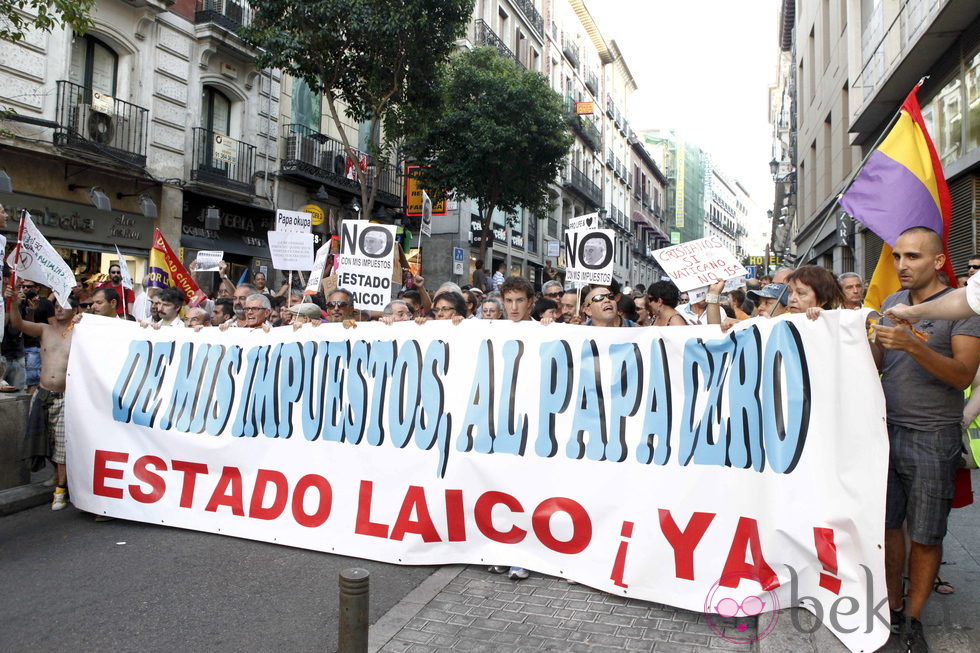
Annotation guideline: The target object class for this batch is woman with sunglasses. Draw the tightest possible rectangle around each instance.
[646,281,688,326]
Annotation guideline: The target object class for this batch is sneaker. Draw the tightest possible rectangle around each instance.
[487,566,508,574]
[905,618,928,653]
[508,567,529,580]
[890,604,904,635]
[51,487,68,511]
[41,473,58,488]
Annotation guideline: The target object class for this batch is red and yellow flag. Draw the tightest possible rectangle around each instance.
[147,228,206,307]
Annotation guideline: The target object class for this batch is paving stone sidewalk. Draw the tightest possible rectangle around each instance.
[372,567,754,652]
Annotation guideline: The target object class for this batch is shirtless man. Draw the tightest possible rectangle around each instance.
[5,286,77,510]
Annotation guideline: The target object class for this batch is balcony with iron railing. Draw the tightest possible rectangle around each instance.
[474,19,523,69]
[190,127,256,194]
[585,69,599,96]
[562,163,601,208]
[195,0,254,32]
[53,80,148,166]
[279,124,401,207]
[562,40,580,69]
[512,0,544,37]
[564,96,601,152]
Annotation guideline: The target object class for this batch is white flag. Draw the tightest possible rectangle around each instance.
[7,213,76,307]
[421,190,432,238]
[115,246,133,290]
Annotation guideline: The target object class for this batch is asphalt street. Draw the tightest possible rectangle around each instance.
[0,504,437,652]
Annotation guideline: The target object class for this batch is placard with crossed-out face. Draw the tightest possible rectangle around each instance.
[563,228,614,286]
[337,220,397,311]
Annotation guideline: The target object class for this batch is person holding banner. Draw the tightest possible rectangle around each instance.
[867,227,980,649]
[646,281,689,327]
[499,277,534,323]
[96,264,134,316]
[785,265,846,319]
[416,292,466,326]
[90,287,121,319]
[5,286,78,510]
[583,287,635,327]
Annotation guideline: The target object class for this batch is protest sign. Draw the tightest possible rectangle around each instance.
[194,250,223,273]
[336,220,396,311]
[564,227,614,285]
[652,237,748,292]
[420,191,432,238]
[567,212,599,231]
[66,311,889,652]
[7,213,75,307]
[267,230,314,271]
[304,243,331,296]
[276,209,313,233]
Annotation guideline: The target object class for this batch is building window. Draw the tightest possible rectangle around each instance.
[291,78,321,132]
[69,34,117,95]
[202,86,232,136]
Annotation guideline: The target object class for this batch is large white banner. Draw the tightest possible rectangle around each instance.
[65,311,889,652]
[337,220,396,311]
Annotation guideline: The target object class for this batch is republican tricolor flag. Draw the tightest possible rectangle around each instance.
[838,85,956,310]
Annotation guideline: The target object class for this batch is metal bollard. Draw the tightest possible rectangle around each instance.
[338,567,370,653]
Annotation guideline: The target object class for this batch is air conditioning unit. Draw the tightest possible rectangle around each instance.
[67,106,128,150]
[285,132,317,164]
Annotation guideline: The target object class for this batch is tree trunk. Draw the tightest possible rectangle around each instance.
[478,203,497,273]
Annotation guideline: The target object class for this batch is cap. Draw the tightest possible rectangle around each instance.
[289,303,323,318]
[747,283,789,306]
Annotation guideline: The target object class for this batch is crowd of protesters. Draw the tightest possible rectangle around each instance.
[4,197,974,653]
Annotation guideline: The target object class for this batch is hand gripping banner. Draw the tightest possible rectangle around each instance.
[65,311,890,651]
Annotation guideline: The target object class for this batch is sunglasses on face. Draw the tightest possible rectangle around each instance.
[969,265,980,270]
[327,301,350,309]
[80,302,93,308]
[544,291,563,298]
[588,292,614,306]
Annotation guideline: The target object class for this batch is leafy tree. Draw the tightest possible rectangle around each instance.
[408,47,572,266]
[241,0,474,219]
[0,0,94,43]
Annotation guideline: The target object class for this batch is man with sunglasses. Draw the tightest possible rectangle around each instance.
[583,287,635,327]
[541,280,563,302]
[886,252,980,323]
[96,264,134,316]
[326,289,355,323]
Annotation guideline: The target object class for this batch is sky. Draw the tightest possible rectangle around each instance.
[588,0,780,244]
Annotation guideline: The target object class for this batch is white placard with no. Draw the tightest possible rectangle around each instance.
[651,236,748,292]
[563,227,614,286]
[337,220,397,311]
[276,210,313,233]
[267,231,314,271]
[194,250,224,272]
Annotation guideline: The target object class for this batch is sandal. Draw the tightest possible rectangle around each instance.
[933,576,954,595]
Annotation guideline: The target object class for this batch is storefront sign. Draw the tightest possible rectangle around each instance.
[405,166,447,217]
[0,192,152,250]
[302,204,326,227]
[469,218,505,245]
[575,101,594,115]
[181,194,273,257]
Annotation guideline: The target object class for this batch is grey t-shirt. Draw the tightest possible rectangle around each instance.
[880,288,980,430]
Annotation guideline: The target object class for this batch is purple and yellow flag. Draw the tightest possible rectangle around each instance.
[838,85,955,310]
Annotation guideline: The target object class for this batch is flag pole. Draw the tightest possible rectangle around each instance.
[10,209,27,290]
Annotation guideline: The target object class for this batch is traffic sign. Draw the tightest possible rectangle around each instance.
[453,247,465,262]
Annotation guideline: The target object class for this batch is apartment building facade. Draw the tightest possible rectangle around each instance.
[786,0,980,278]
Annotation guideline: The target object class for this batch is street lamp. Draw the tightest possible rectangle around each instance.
[769,158,779,180]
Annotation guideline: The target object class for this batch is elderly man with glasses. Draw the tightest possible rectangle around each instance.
[326,289,356,324]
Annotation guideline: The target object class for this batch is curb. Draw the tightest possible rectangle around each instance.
[368,564,466,653]
[0,482,51,516]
